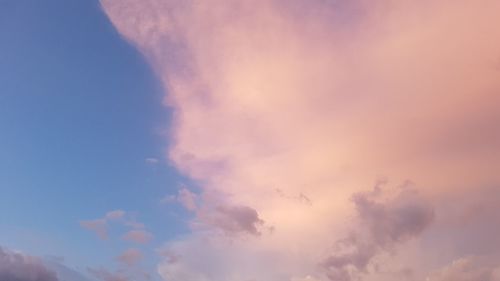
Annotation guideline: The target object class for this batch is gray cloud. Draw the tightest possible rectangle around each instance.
[0,246,59,281]
[323,183,435,281]
[198,203,265,236]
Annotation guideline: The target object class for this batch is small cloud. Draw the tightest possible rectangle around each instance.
[105,210,126,220]
[80,210,148,240]
[115,248,143,267]
[198,203,265,236]
[80,219,108,240]
[145,158,159,164]
[122,229,153,244]
[161,194,176,204]
[124,220,145,229]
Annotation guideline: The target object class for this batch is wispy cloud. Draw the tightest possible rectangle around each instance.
[122,229,153,244]
[427,256,500,281]
[80,210,149,240]
[145,157,159,164]
[116,248,143,267]
[88,267,130,281]
[80,218,108,240]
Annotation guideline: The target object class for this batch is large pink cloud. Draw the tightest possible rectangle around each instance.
[99,0,500,280]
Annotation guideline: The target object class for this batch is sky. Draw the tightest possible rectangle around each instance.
[1,0,500,281]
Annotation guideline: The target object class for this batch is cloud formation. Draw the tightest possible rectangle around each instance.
[99,0,500,280]
[80,219,108,240]
[80,209,149,240]
[0,246,59,281]
[116,248,143,267]
[197,203,265,236]
[105,210,126,220]
[323,185,434,281]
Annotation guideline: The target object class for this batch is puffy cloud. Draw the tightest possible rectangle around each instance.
[122,230,153,244]
[99,0,500,280]
[197,203,265,236]
[322,185,434,281]
[0,246,59,281]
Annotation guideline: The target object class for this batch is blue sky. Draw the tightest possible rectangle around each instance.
[0,0,187,279]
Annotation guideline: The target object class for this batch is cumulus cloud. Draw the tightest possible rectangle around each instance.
[197,203,265,236]
[122,230,153,244]
[0,246,59,281]
[99,0,500,280]
[322,185,434,281]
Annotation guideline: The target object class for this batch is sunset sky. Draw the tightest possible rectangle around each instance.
[1,1,500,281]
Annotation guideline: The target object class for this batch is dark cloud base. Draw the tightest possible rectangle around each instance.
[0,247,58,281]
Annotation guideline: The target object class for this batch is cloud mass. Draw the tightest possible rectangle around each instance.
[99,0,500,280]
[0,247,59,281]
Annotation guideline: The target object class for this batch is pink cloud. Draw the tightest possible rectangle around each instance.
[122,230,153,244]
[322,185,434,281]
[80,210,148,241]
[115,248,143,267]
[176,188,198,211]
[162,187,198,211]
[80,219,108,240]
[100,0,500,280]
[427,257,500,281]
